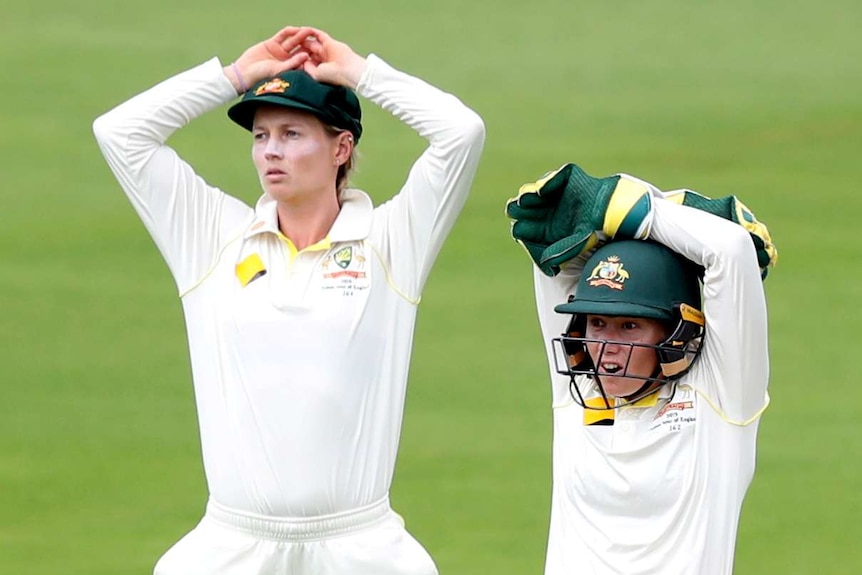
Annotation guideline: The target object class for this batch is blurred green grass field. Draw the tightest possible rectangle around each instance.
[2,0,860,573]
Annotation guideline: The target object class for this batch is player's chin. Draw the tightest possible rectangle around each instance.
[262,182,296,202]
[600,376,644,398]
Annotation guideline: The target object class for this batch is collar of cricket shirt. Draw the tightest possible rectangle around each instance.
[583,379,679,411]
[244,188,374,242]
[582,381,678,426]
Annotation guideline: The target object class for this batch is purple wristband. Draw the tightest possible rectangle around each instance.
[232,63,248,93]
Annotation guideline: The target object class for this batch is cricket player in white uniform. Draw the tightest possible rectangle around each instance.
[93,25,484,575]
[506,164,776,574]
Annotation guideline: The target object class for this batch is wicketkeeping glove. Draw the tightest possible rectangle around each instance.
[506,163,778,280]
[663,189,778,279]
[505,163,656,276]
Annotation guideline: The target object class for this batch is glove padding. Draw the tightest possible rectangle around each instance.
[506,164,778,280]
[663,189,777,279]
[506,163,655,276]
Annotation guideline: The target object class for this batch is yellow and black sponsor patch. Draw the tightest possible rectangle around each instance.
[235,253,267,286]
[679,303,705,326]
[583,397,615,426]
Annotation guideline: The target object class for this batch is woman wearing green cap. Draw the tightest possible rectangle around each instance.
[506,165,775,574]
[94,25,484,575]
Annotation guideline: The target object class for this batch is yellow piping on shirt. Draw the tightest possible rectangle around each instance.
[694,389,771,426]
[178,227,335,298]
[178,229,247,299]
[367,241,420,306]
[179,232,421,307]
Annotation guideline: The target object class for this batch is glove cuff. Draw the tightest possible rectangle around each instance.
[602,177,654,239]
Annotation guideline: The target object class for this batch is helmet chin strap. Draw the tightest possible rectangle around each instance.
[570,370,667,410]
[620,367,665,402]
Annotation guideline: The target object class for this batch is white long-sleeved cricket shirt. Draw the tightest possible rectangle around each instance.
[93,55,485,518]
[533,188,770,575]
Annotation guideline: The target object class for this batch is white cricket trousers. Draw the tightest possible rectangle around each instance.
[153,497,438,575]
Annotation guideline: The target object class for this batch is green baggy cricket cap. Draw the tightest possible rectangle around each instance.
[554,240,701,321]
[227,70,363,142]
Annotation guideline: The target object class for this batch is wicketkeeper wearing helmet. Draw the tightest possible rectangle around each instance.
[506,163,776,574]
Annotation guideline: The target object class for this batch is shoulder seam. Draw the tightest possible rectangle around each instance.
[366,240,420,306]
[694,389,770,426]
[177,228,247,299]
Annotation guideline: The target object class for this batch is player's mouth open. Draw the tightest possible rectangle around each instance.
[600,363,623,374]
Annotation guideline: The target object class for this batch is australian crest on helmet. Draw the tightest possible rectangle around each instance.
[587,255,630,290]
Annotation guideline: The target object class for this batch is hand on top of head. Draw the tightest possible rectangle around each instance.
[661,189,777,279]
[231,27,366,94]
[506,164,656,277]
[233,26,313,89]
[507,163,778,280]
[299,28,367,89]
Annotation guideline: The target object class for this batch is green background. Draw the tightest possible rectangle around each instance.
[2,0,859,573]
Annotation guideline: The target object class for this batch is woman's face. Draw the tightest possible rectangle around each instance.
[251,106,350,203]
[583,314,668,398]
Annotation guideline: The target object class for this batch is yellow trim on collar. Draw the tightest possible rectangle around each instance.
[625,392,660,409]
[279,235,332,258]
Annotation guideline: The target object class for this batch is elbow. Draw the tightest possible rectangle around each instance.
[462,110,486,149]
[448,105,485,151]
[707,217,755,261]
[703,219,764,288]
[92,111,118,147]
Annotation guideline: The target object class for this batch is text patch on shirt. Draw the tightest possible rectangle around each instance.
[320,245,371,296]
[649,400,696,433]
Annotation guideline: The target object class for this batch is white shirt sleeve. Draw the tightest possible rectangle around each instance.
[92,57,254,293]
[648,197,770,424]
[532,263,584,407]
[357,55,485,299]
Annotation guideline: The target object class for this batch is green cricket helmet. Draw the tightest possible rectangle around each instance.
[551,240,705,408]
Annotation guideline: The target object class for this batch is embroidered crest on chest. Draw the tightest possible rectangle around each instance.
[319,245,370,295]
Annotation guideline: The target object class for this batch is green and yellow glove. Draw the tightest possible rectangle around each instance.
[663,189,778,279]
[506,163,778,280]
[505,163,656,276]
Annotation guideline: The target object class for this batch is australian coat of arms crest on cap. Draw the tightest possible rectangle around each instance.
[255,78,290,96]
[586,255,629,290]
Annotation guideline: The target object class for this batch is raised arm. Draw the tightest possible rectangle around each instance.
[648,198,769,424]
[299,29,485,299]
[533,263,585,406]
[92,27,312,292]
[370,60,485,298]
[507,163,772,419]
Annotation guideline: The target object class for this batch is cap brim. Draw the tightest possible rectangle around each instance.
[553,299,673,321]
[227,96,328,132]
